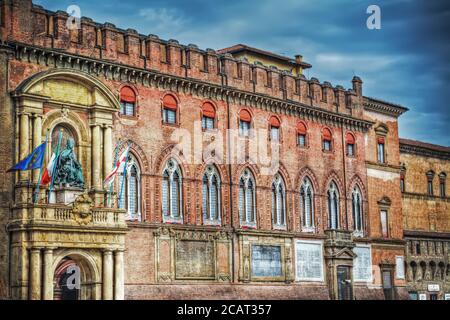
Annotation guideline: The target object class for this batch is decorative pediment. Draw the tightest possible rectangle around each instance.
[335,247,357,259]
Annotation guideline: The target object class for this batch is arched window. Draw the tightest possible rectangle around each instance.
[439,172,446,198]
[327,182,339,229]
[118,154,141,221]
[426,171,435,196]
[346,132,356,156]
[202,165,221,225]
[239,169,256,228]
[239,109,252,137]
[162,94,178,124]
[162,158,183,223]
[352,186,363,236]
[300,177,314,232]
[323,128,333,152]
[272,174,286,229]
[202,102,216,130]
[269,116,281,141]
[297,121,308,148]
[120,86,136,117]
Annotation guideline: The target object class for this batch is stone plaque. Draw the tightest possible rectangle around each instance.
[175,240,215,279]
[251,245,282,278]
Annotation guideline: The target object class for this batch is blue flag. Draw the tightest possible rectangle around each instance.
[8,142,47,172]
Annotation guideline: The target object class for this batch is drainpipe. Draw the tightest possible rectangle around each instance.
[341,124,349,230]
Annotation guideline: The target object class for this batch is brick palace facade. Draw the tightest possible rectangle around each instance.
[0,0,448,300]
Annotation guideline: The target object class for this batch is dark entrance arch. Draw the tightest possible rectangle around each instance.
[54,258,80,300]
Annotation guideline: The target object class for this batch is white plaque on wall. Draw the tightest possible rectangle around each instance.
[395,256,405,279]
[428,284,440,292]
[444,294,450,300]
[419,294,427,300]
[353,245,372,282]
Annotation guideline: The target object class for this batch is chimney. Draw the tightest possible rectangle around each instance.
[295,55,303,64]
[352,76,363,96]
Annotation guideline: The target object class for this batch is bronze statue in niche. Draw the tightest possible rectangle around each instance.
[54,138,85,188]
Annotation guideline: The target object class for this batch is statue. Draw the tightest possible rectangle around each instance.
[54,138,85,188]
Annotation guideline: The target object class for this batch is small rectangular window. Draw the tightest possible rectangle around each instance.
[239,120,250,137]
[271,127,280,141]
[298,134,306,147]
[428,181,433,196]
[120,102,135,117]
[323,140,331,151]
[202,116,214,130]
[380,210,389,238]
[347,144,355,156]
[377,142,385,163]
[400,177,405,193]
[163,109,176,124]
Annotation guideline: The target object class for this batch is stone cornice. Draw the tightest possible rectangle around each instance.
[6,41,374,132]
[364,97,409,118]
[400,142,450,160]
[404,230,450,240]
[402,192,450,203]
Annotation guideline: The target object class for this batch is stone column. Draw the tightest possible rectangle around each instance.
[42,249,54,300]
[19,112,30,181]
[114,250,125,300]
[103,126,113,179]
[102,250,113,300]
[32,115,43,183]
[29,248,41,300]
[92,125,101,190]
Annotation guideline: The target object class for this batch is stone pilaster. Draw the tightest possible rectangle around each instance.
[29,248,41,300]
[102,250,113,300]
[103,126,113,179]
[92,125,101,189]
[42,249,54,300]
[114,250,125,300]
[32,114,42,183]
[19,112,30,182]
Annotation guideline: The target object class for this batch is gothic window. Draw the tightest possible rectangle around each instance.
[118,154,141,221]
[120,86,136,117]
[202,102,216,130]
[271,174,286,230]
[162,159,183,223]
[239,169,256,228]
[202,165,221,225]
[352,186,364,237]
[327,182,339,229]
[162,94,178,124]
[300,177,315,232]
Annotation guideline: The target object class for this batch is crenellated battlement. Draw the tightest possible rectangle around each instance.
[0,0,367,117]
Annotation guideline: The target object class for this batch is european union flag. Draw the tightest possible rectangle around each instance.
[7,142,47,172]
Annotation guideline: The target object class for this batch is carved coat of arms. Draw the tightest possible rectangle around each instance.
[72,193,93,225]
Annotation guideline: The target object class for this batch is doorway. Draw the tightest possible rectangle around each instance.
[337,266,353,300]
[382,269,395,300]
[54,258,80,300]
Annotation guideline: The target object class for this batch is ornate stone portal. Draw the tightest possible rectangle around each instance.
[8,69,128,300]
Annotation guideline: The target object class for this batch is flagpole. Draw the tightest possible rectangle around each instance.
[33,129,50,204]
[108,139,122,207]
[118,141,132,210]
[48,129,64,203]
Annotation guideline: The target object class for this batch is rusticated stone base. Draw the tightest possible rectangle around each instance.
[125,284,331,300]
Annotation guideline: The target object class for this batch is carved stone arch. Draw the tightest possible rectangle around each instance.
[273,162,293,191]
[234,163,260,186]
[15,69,120,110]
[117,139,150,173]
[296,166,320,194]
[154,144,191,178]
[194,162,229,184]
[42,109,90,147]
[348,174,367,201]
[324,170,344,196]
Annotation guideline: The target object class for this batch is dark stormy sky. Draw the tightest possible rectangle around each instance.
[34,0,450,146]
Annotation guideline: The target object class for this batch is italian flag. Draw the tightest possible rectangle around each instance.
[41,151,58,186]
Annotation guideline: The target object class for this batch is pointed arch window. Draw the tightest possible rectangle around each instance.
[202,165,221,225]
[272,174,286,230]
[118,154,141,221]
[352,186,364,237]
[327,182,340,230]
[239,169,256,228]
[162,159,183,223]
[300,177,315,232]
